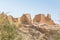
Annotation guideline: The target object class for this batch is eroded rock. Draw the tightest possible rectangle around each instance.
[20,14,32,25]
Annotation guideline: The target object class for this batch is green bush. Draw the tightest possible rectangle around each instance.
[0,23,18,40]
[0,16,17,40]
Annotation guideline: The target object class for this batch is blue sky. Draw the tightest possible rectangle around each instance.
[0,0,60,24]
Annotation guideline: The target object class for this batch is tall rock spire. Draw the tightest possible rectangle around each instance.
[47,14,51,20]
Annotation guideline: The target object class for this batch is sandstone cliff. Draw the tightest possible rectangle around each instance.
[33,14,55,25]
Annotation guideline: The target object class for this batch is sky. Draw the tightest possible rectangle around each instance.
[0,0,60,24]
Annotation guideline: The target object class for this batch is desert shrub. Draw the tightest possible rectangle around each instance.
[0,16,17,40]
[0,23,18,40]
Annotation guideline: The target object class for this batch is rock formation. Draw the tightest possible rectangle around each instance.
[47,14,51,20]
[20,14,32,25]
[0,12,60,40]
[0,12,55,25]
[33,14,55,25]
[46,14,55,25]
[33,14,46,24]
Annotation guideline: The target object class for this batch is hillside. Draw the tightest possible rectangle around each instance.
[0,12,60,40]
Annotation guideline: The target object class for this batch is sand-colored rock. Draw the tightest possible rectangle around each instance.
[33,14,55,25]
[0,12,55,25]
[47,14,51,19]
[46,14,55,25]
[20,14,32,25]
[33,14,46,24]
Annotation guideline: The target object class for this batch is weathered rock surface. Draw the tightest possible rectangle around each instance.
[33,14,55,25]
[20,14,32,25]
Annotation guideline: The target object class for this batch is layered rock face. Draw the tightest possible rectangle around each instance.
[33,14,46,24]
[33,14,55,25]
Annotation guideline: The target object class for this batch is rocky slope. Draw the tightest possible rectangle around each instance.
[0,12,60,40]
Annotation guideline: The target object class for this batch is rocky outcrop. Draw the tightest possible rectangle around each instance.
[33,14,55,25]
[33,14,46,24]
[0,12,55,25]
[20,14,32,25]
